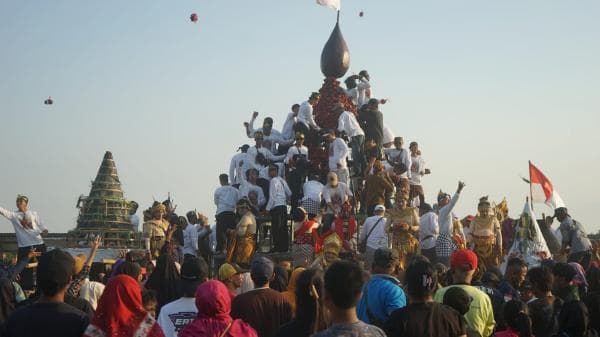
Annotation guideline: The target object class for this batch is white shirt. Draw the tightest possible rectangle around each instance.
[213,185,240,215]
[129,214,141,232]
[303,180,324,202]
[246,146,285,167]
[238,181,266,208]
[346,87,359,106]
[328,138,349,170]
[438,193,461,235]
[356,78,372,107]
[298,101,320,130]
[337,111,365,138]
[281,112,297,141]
[229,152,251,185]
[322,183,353,213]
[0,208,46,247]
[266,176,291,210]
[79,279,105,310]
[286,145,309,163]
[409,155,426,185]
[359,215,388,249]
[384,148,412,179]
[245,116,289,152]
[419,212,439,250]
[183,224,199,256]
[157,297,198,337]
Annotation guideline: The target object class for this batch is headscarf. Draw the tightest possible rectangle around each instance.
[79,279,106,310]
[179,280,257,337]
[145,250,181,312]
[0,278,16,324]
[84,275,164,337]
[569,262,589,288]
[282,267,305,315]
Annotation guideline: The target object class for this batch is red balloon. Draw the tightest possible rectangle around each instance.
[190,13,198,23]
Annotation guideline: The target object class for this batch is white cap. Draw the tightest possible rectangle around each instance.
[374,205,386,212]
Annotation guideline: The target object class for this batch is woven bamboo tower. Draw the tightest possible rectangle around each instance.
[73,151,138,247]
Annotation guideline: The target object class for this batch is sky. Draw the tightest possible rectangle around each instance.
[1,1,599,234]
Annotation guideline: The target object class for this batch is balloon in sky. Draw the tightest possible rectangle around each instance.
[190,13,198,23]
[359,11,364,17]
[44,97,53,105]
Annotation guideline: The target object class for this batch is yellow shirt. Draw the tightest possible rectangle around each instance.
[434,284,495,337]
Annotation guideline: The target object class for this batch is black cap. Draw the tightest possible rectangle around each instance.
[37,249,74,286]
[238,144,250,152]
[443,286,472,315]
[181,256,209,281]
[373,248,399,268]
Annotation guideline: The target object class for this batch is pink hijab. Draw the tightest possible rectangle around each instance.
[179,280,257,337]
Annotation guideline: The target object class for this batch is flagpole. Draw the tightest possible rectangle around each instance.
[529,160,534,211]
[337,10,340,23]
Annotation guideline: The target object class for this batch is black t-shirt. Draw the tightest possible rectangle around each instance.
[384,302,466,337]
[5,302,89,337]
[358,108,383,145]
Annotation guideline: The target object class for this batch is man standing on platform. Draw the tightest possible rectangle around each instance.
[0,195,48,265]
[325,129,350,184]
[229,144,251,185]
[337,103,366,177]
[214,174,240,255]
[266,165,292,253]
[358,99,384,158]
[295,92,321,146]
[435,181,466,266]
[143,203,170,259]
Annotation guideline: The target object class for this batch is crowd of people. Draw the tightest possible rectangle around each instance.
[1,69,599,337]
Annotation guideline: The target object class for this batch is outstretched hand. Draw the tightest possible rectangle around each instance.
[457,181,466,193]
[252,111,259,118]
[90,236,102,250]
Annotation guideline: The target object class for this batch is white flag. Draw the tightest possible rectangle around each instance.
[317,0,341,11]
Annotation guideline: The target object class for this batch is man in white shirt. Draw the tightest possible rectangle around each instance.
[0,195,48,261]
[322,172,353,230]
[245,112,291,155]
[286,132,310,208]
[0,195,48,290]
[357,70,373,107]
[281,104,300,142]
[229,144,251,185]
[213,174,240,254]
[359,205,388,268]
[158,256,208,337]
[435,181,466,266]
[325,129,350,184]
[336,104,366,177]
[238,168,266,209]
[129,201,141,232]
[408,142,430,207]
[418,203,439,263]
[301,174,324,218]
[182,216,198,257]
[266,165,292,253]
[295,92,321,145]
[246,131,286,169]
[384,137,412,200]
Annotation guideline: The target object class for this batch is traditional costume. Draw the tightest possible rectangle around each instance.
[503,199,550,269]
[469,197,503,269]
[330,202,358,255]
[143,203,170,259]
[385,198,420,270]
[226,201,257,268]
[291,208,319,267]
[311,234,342,271]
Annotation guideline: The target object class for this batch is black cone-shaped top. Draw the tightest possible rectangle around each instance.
[320,20,350,79]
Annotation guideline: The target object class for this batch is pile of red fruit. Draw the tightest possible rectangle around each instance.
[314,78,357,129]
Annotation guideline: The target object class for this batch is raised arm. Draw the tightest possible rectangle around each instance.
[244,111,259,138]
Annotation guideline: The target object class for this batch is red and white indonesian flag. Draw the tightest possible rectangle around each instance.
[529,161,565,210]
[317,0,341,11]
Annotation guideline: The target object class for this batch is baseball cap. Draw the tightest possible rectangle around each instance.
[373,248,399,268]
[450,249,478,271]
[181,256,209,281]
[374,205,385,212]
[251,256,274,281]
[218,263,244,281]
[37,249,75,286]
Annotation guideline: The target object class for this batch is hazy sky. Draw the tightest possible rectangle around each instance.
[1,1,599,234]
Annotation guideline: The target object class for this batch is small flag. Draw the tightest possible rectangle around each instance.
[316,0,341,11]
[528,161,565,210]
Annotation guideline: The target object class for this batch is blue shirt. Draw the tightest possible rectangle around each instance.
[356,274,406,324]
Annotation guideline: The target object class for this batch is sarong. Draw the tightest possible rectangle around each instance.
[226,233,256,267]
